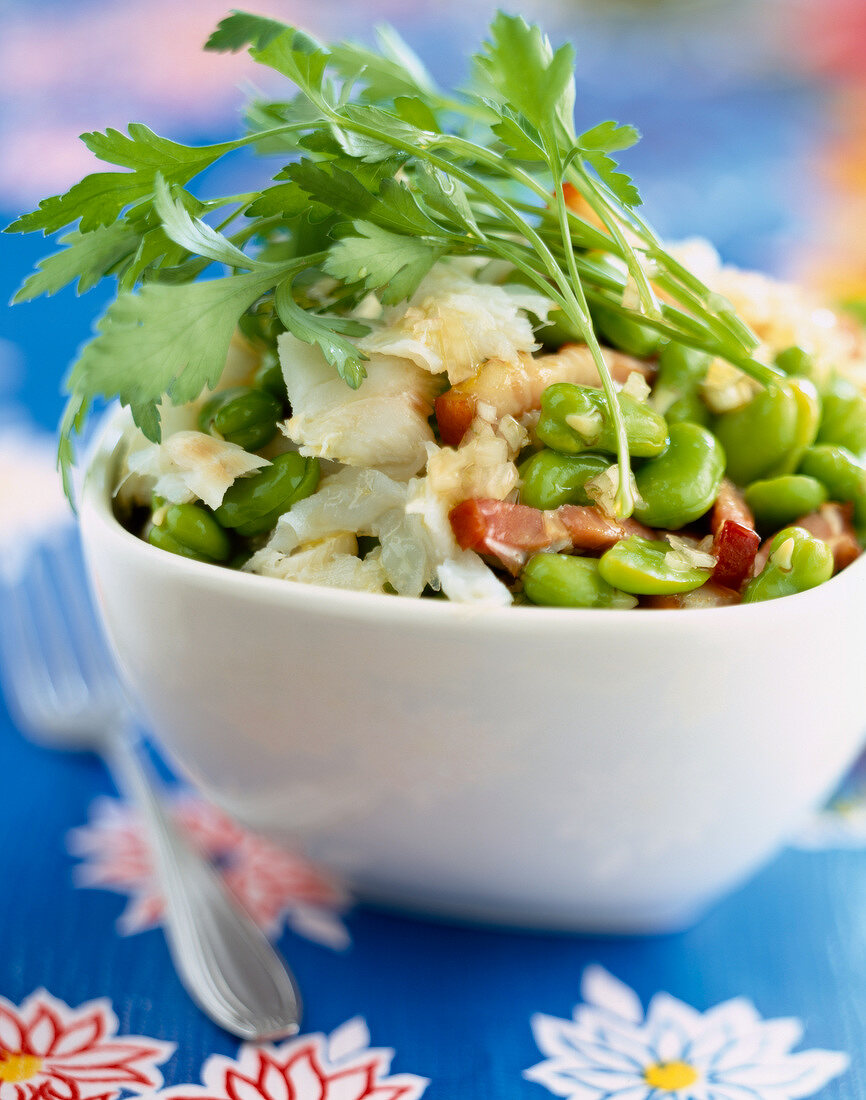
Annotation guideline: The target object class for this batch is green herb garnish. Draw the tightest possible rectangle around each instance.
[7,10,781,508]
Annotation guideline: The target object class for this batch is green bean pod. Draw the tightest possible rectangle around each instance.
[598,536,712,595]
[215,452,320,537]
[743,475,827,531]
[633,422,725,529]
[148,502,232,563]
[518,450,611,510]
[741,526,834,603]
[522,553,638,608]
[198,386,283,452]
[536,383,669,458]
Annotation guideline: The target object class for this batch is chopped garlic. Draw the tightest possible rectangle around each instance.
[565,409,603,443]
[664,534,717,573]
[770,537,796,573]
[621,370,651,403]
[622,275,642,311]
[700,358,761,414]
[584,464,643,520]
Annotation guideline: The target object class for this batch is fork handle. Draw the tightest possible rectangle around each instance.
[106,728,303,1040]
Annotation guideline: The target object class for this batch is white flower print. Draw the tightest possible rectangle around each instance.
[525,965,848,1100]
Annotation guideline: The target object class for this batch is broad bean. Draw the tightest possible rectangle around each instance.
[741,526,833,602]
[518,450,611,510]
[198,386,282,452]
[743,475,827,531]
[713,378,820,485]
[215,452,320,536]
[651,342,712,426]
[775,345,817,381]
[253,350,289,407]
[633,422,725,529]
[522,553,637,608]
[816,376,866,456]
[598,535,712,595]
[148,502,232,563]
[798,444,866,528]
[537,383,669,458]
[589,300,664,359]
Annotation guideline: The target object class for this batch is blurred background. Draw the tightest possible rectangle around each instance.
[0,0,864,441]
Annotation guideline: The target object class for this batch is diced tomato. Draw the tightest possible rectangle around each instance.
[435,391,477,446]
[711,519,760,589]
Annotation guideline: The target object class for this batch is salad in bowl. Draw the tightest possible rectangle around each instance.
[9,10,866,611]
[10,11,866,931]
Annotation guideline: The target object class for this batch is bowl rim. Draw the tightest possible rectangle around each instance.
[80,405,866,634]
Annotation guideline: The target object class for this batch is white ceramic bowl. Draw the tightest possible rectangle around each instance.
[80,409,866,933]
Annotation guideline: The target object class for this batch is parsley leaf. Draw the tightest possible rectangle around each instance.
[66,269,283,445]
[581,149,642,208]
[324,221,448,304]
[6,126,245,236]
[473,13,575,141]
[204,10,288,52]
[578,120,641,153]
[274,276,369,388]
[154,175,261,269]
[12,223,140,302]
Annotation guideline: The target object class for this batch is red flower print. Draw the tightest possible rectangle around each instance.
[157,1019,427,1100]
[67,797,350,950]
[0,990,173,1100]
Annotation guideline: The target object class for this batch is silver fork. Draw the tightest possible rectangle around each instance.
[0,529,303,1041]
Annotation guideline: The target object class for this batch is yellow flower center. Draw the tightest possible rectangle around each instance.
[0,1053,44,1083]
[643,1060,699,1091]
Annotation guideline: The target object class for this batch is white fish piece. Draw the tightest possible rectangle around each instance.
[267,466,407,554]
[404,426,517,605]
[266,466,435,597]
[278,334,440,479]
[245,533,387,594]
[437,550,512,606]
[357,260,554,385]
[374,507,434,598]
[116,331,265,507]
[126,430,269,510]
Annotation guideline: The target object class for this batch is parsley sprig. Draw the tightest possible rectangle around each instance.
[8,10,780,509]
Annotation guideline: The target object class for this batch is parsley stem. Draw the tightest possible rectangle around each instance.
[564,166,660,320]
[552,159,633,518]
